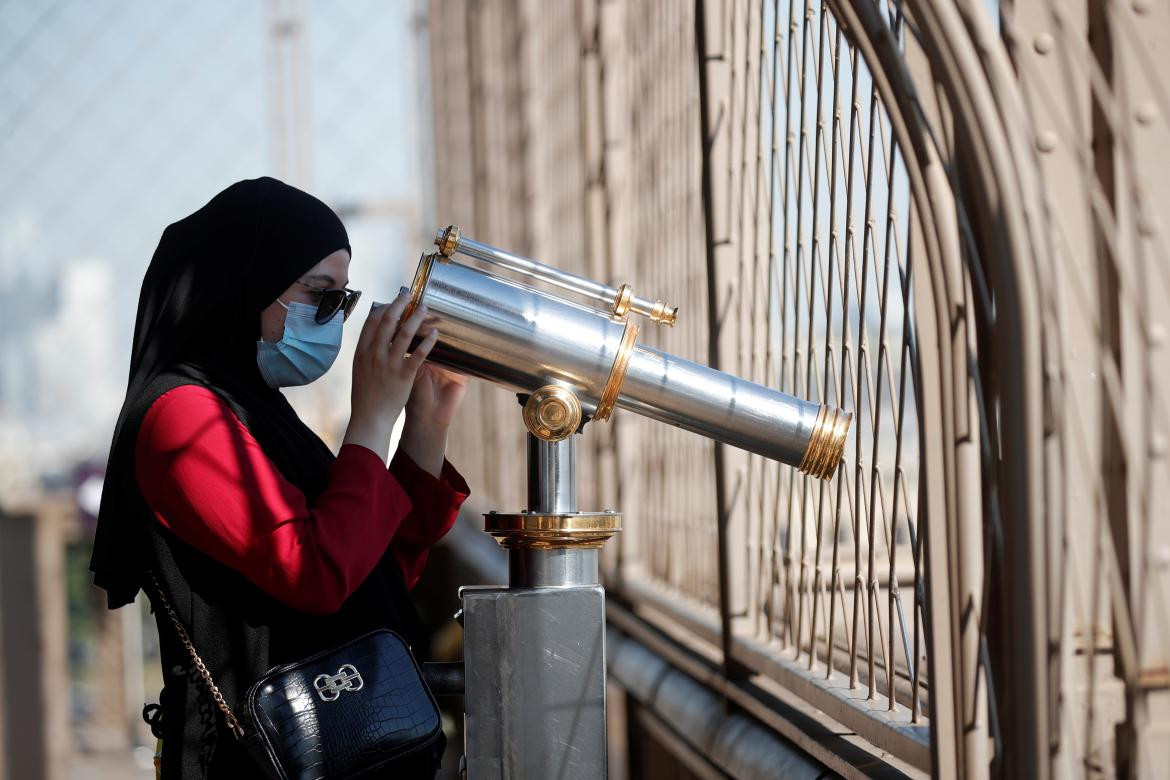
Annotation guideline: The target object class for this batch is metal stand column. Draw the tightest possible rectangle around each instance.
[461,393,620,779]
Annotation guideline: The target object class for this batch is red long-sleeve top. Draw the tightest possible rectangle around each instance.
[134,384,469,615]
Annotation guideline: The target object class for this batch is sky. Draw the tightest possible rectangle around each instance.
[0,1,435,499]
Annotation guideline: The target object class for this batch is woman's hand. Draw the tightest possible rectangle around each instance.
[406,362,470,432]
[399,361,470,477]
[343,293,437,461]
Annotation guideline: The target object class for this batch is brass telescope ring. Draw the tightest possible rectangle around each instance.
[797,404,852,479]
[401,252,437,325]
[612,283,634,319]
[594,319,639,422]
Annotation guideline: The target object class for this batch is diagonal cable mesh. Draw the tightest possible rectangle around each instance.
[724,0,926,719]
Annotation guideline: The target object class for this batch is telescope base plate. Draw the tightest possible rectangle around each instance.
[484,510,621,550]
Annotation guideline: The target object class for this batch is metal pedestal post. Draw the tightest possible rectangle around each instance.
[461,428,619,779]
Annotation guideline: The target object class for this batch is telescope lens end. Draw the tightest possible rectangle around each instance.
[798,405,852,480]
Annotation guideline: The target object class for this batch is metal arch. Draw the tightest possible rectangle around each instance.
[817,3,981,775]
[691,0,981,772]
[821,0,1043,776]
[828,0,1060,776]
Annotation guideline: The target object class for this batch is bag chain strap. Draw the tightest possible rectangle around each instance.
[147,572,245,739]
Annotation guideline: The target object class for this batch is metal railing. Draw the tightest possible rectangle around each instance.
[427,0,946,774]
[732,0,926,729]
[425,0,1170,776]
[685,0,948,770]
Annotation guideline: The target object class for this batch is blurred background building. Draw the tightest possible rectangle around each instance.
[2,1,1169,779]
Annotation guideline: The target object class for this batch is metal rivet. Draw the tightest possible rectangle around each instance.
[1137,101,1159,126]
[1034,33,1054,55]
[1037,130,1058,152]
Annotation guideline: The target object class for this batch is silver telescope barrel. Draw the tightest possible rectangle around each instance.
[401,253,850,478]
[434,225,678,326]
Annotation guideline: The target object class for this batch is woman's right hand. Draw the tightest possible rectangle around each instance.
[342,292,439,460]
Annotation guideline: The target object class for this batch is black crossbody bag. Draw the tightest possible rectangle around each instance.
[148,574,445,779]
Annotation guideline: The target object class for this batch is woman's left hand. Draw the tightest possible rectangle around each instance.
[399,362,469,477]
[405,362,470,432]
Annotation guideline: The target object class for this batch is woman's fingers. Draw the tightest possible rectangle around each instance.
[347,294,442,442]
[372,295,411,356]
[407,328,439,366]
[356,293,409,355]
[354,303,385,355]
[387,303,428,365]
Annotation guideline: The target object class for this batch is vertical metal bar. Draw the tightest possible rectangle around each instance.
[762,0,784,646]
[857,75,878,696]
[752,0,775,642]
[848,62,878,689]
[696,0,741,677]
[778,0,801,653]
[791,0,813,664]
[761,0,781,645]
[826,30,854,683]
[887,154,915,715]
[726,0,755,631]
[870,100,899,703]
[806,0,832,672]
[813,11,849,681]
[889,217,918,712]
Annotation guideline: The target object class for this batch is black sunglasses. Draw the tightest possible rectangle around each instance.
[295,280,362,324]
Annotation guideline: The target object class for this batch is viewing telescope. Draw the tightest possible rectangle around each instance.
[403,226,850,779]
[401,224,851,479]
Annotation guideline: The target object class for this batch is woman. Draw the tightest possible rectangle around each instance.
[91,177,469,778]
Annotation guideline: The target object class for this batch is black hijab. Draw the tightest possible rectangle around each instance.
[92,176,352,607]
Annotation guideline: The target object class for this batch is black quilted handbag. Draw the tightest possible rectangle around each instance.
[149,574,444,779]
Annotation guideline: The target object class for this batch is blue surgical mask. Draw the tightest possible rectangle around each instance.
[256,300,343,388]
